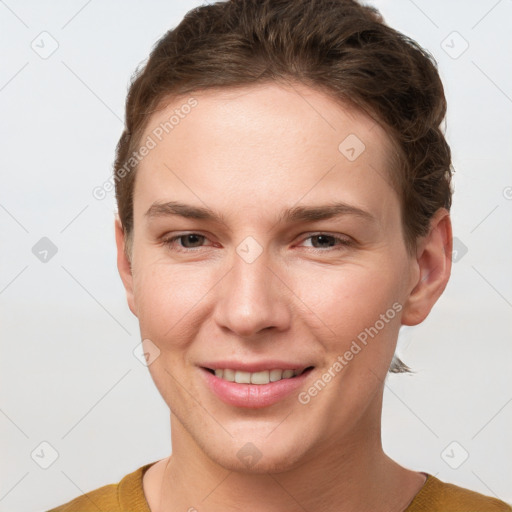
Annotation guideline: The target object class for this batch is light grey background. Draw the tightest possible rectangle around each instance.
[1,1,511,511]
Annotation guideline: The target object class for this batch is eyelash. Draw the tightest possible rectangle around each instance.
[161,232,352,253]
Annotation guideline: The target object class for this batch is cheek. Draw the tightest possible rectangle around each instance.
[306,262,401,312]
[291,261,404,350]
[132,258,217,344]
[132,262,209,404]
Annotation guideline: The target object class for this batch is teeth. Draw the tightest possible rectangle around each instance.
[235,370,251,384]
[212,368,302,384]
[269,369,283,382]
[251,370,269,384]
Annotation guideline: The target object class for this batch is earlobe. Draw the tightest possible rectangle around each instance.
[401,208,453,326]
[114,216,138,317]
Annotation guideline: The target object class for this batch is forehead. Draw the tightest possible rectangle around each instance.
[134,82,398,226]
[143,82,392,157]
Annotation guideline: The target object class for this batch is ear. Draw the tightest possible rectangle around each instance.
[401,208,453,326]
[114,216,137,317]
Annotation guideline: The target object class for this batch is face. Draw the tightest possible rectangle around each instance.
[116,82,449,473]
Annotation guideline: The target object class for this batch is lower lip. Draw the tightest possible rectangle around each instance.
[200,367,314,408]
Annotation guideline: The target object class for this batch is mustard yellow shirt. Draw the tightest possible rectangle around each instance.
[47,461,512,511]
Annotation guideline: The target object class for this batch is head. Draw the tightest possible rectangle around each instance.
[114,0,453,472]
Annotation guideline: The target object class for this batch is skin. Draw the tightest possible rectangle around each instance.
[115,82,452,512]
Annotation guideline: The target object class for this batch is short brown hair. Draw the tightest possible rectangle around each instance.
[113,0,453,373]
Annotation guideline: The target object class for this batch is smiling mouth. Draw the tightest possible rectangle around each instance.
[202,366,314,385]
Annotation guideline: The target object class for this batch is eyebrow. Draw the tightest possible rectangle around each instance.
[145,200,375,225]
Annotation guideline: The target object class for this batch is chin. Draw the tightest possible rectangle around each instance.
[202,431,314,475]
[214,449,305,475]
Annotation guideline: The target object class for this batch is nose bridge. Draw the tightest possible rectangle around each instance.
[214,235,290,337]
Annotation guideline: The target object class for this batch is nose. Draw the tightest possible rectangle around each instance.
[213,242,292,338]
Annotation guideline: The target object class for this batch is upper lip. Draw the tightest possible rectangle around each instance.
[200,360,314,373]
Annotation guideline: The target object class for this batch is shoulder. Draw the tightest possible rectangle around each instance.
[406,474,512,512]
[46,481,119,512]
[46,461,157,512]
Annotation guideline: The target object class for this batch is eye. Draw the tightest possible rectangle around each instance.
[299,233,352,251]
[162,233,213,252]
[161,232,352,253]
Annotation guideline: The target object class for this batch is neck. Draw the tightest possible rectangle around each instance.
[155,398,424,512]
